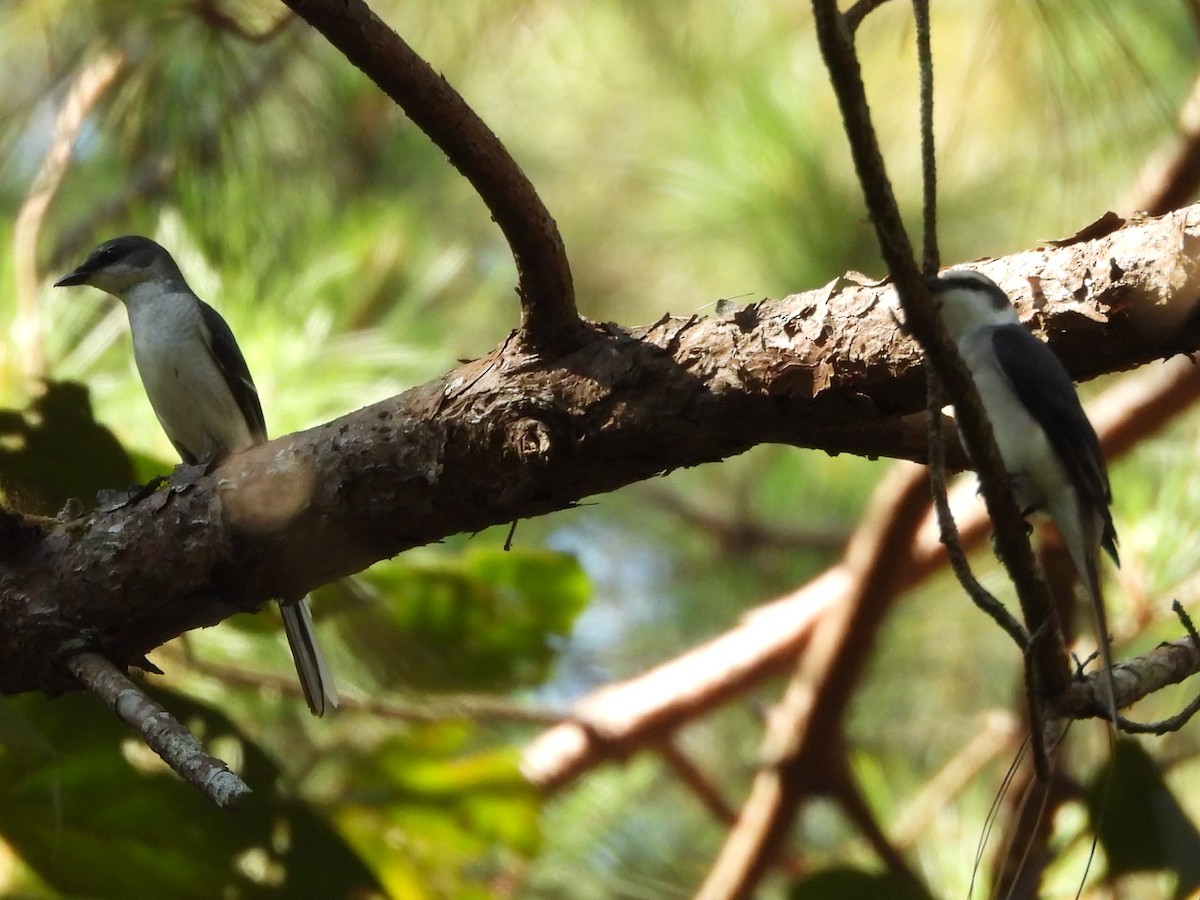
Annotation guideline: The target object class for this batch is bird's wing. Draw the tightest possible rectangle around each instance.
[990,324,1117,560]
[196,300,268,445]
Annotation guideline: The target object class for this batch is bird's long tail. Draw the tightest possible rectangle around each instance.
[1082,556,1119,731]
[280,595,339,717]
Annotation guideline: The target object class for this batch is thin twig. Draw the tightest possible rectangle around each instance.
[913,0,938,274]
[68,652,251,808]
[810,0,1071,724]
[1117,692,1200,734]
[656,740,740,827]
[926,377,1026,648]
[1174,598,1200,648]
[1095,608,1200,735]
[845,0,896,32]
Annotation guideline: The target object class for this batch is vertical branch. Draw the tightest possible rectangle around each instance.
[809,3,921,288]
[809,0,1070,709]
[911,0,1038,769]
[913,0,938,274]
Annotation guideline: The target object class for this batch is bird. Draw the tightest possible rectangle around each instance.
[927,268,1119,727]
[55,235,338,716]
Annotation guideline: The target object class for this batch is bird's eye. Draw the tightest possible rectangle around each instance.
[91,245,121,267]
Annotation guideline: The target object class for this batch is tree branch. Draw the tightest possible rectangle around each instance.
[12,49,126,381]
[811,0,1072,748]
[522,353,1200,793]
[68,652,251,808]
[2,210,1200,697]
[845,0,896,33]
[1125,63,1200,216]
[281,0,583,353]
[697,462,933,898]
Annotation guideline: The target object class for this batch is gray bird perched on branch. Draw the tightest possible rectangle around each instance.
[928,268,1119,727]
[56,235,338,716]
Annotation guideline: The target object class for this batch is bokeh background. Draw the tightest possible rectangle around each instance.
[2,1,1200,897]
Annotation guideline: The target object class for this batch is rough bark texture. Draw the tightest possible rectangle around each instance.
[3,207,1200,696]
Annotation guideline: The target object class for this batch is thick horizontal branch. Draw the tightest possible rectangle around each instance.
[522,354,1200,792]
[4,208,1200,695]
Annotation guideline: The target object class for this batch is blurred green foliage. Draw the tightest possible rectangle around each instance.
[1,0,1199,897]
[343,548,591,693]
[0,690,381,899]
[1090,738,1200,897]
[789,868,936,900]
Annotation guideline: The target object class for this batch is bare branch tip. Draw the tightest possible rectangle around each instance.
[69,651,252,808]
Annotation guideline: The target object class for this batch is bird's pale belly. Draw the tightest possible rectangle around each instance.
[134,340,254,461]
[961,345,1068,515]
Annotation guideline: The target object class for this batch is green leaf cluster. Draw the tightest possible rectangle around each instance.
[343,548,591,693]
[0,690,380,899]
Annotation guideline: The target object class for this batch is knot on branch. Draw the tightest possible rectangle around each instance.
[506,416,554,463]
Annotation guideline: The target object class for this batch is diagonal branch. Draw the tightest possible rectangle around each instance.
[697,462,933,899]
[12,49,126,381]
[522,354,1200,794]
[68,652,250,807]
[281,0,583,353]
[1124,63,1200,216]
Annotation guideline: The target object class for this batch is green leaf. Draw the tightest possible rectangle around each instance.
[338,721,541,898]
[1089,737,1200,896]
[0,689,382,900]
[789,868,935,900]
[342,547,591,692]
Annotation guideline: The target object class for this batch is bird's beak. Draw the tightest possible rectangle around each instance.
[53,268,90,288]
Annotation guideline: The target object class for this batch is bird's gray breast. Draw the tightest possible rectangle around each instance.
[125,290,255,461]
